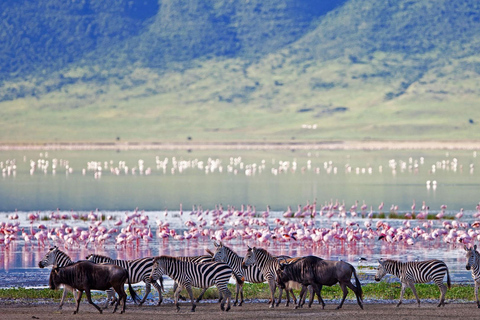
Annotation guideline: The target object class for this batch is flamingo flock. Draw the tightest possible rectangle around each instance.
[2,200,480,253]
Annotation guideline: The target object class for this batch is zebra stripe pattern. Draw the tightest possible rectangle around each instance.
[375,258,451,307]
[242,246,280,308]
[464,245,480,308]
[212,241,263,306]
[86,254,163,306]
[150,255,232,312]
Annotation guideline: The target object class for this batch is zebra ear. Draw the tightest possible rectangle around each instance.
[247,245,251,249]
[378,259,384,265]
[464,245,469,251]
[475,245,478,251]
[214,241,219,248]
[219,241,223,246]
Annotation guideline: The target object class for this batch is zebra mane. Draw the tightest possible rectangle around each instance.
[254,247,274,258]
[89,254,113,260]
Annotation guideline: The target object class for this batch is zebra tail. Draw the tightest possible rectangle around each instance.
[127,274,141,304]
[352,266,363,300]
[446,265,451,289]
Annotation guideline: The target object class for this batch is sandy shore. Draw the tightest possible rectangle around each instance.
[1,300,479,320]
[1,140,480,151]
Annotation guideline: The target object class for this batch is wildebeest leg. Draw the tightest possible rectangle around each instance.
[397,282,406,307]
[289,289,297,305]
[345,281,364,309]
[138,282,151,306]
[113,284,127,314]
[85,289,103,313]
[295,285,308,309]
[307,285,315,308]
[336,282,349,309]
[276,286,283,307]
[74,290,83,315]
[407,282,420,307]
[312,284,325,309]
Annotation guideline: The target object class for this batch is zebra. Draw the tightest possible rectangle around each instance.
[464,245,480,308]
[171,254,215,302]
[86,254,164,306]
[375,258,451,307]
[149,255,236,312]
[38,246,115,309]
[212,241,264,306]
[242,246,280,308]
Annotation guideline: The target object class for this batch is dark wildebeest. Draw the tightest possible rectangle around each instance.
[276,255,363,310]
[49,261,139,314]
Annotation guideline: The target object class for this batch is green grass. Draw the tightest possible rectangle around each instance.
[0,283,475,302]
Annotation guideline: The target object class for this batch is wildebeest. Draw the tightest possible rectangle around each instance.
[276,255,363,310]
[49,261,139,314]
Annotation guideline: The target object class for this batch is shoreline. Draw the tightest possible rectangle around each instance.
[1,140,480,151]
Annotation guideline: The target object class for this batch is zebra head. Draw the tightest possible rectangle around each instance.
[212,241,226,262]
[150,257,166,282]
[465,244,478,270]
[242,246,256,269]
[38,246,59,268]
[374,259,387,281]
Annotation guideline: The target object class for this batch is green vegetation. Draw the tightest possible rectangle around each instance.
[0,283,475,302]
[1,0,480,144]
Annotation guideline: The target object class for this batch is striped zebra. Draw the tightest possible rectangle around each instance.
[38,246,78,310]
[464,245,480,308]
[86,254,164,306]
[242,246,280,308]
[149,255,235,312]
[375,258,451,307]
[212,241,263,306]
[171,254,215,302]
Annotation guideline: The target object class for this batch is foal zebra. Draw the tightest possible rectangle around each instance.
[38,246,78,310]
[375,258,451,307]
[464,245,480,308]
[86,254,164,305]
[242,246,280,308]
[149,256,235,312]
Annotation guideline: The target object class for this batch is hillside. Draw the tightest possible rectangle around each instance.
[1,0,480,143]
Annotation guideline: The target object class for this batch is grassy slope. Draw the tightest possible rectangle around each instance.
[2,0,480,144]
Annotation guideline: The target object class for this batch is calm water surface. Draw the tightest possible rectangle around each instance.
[0,149,479,287]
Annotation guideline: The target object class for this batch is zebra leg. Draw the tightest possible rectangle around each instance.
[408,282,421,307]
[173,282,187,301]
[195,287,208,302]
[174,284,185,312]
[437,282,447,307]
[239,282,244,306]
[104,289,116,309]
[475,281,480,308]
[233,280,242,306]
[139,282,151,305]
[268,279,276,308]
[184,286,196,312]
[397,283,406,307]
[58,287,69,310]
[217,284,231,311]
[152,281,163,305]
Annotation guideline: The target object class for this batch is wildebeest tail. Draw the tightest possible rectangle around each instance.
[127,273,141,304]
[352,266,363,300]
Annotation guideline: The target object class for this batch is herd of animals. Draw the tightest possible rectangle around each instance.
[38,242,480,314]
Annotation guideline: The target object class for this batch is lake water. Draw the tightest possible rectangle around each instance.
[0,148,479,288]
